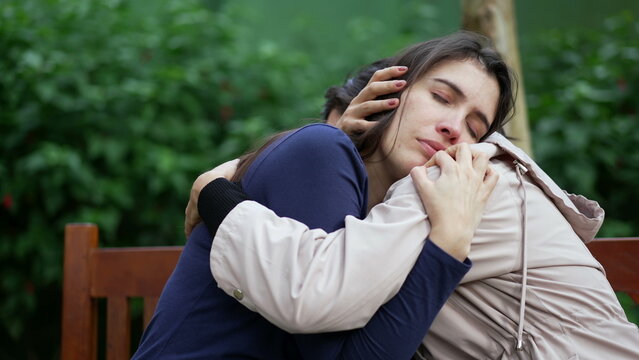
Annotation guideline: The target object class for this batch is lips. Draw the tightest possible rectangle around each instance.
[417,139,446,158]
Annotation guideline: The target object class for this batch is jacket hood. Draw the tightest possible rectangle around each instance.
[474,133,605,244]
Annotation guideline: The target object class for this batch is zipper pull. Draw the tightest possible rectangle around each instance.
[513,160,528,174]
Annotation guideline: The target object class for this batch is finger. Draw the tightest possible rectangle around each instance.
[455,143,473,167]
[432,150,457,174]
[472,151,489,177]
[433,144,462,164]
[184,201,192,238]
[229,158,240,173]
[481,165,499,199]
[217,158,240,179]
[185,217,192,238]
[185,211,194,238]
[445,144,462,161]
[351,80,406,105]
[424,149,452,168]
[368,66,408,85]
[345,98,400,118]
[424,145,458,167]
[185,221,192,238]
[410,165,433,186]
[409,165,435,205]
[185,212,201,239]
[341,119,377,134]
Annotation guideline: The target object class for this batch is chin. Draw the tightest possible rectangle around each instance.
[402,162,424,176]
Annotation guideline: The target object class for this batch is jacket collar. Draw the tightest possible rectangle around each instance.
[474,133,605,244]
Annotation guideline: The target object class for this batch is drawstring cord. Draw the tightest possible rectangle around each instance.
[514,160,529,351]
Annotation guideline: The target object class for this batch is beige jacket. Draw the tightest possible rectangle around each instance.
[210,133,639,359]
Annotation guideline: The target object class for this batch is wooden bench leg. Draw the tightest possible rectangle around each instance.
[62,224,98,360]
[107,296,131,360]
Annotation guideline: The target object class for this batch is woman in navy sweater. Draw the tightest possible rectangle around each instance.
[133,31,515,359]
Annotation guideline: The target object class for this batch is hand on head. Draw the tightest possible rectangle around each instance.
[333,66,407,135]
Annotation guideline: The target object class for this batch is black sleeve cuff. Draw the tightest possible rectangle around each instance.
[197,178,249,236]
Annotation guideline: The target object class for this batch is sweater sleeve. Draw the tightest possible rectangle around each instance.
[323,241,471,360]
[197,179,248,235]
[241,124,369,230]
[210,180,432,331]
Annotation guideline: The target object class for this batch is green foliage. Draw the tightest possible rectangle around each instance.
[617,292,639,325]
[1,0,637,357]
[525,12,639,237]
[0,0,328,357]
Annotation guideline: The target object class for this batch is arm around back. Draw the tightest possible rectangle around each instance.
[211,165,460,333]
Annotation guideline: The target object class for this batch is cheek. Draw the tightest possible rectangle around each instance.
[402,93,441,126]
[458,132,479,144]
[380,112,403,153]
[463,137,479,144]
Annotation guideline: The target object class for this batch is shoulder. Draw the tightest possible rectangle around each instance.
[242,124,368,226]
[246,123,365,184]
[272,123,359,161]
[242,123,368,227]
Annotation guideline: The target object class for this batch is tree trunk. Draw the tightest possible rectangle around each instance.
[461,0,532,156]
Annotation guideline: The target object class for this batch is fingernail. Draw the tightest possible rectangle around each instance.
[388,99,398,106]
[395,80,406,88]
[397,66,407,71]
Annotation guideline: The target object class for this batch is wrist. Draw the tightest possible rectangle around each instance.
[197,178,249,234]
[429,225,471,262]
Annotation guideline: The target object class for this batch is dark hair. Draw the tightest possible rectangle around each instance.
[354,30,516,159]
[233,31,516,181]
[322,58,394,120]
[233,58,394,181]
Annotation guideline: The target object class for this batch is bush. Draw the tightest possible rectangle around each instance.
[1,0,637,357]
[0,0,328,357]
[525,12,639,237]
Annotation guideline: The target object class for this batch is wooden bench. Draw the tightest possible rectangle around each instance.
[60,223,639,360]
[584,237,639,303]
[61,223,182,360]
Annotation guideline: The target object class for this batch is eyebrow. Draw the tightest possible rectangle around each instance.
[433,78,490,130]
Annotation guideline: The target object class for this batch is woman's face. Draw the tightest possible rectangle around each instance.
[377,59,500,181]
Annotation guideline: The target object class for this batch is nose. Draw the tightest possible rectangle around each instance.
[435,116,463,144]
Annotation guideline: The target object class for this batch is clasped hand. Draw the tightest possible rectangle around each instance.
[410,143,498,261]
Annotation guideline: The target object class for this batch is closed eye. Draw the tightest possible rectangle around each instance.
[431,92,449,104]
[465,121,479,139]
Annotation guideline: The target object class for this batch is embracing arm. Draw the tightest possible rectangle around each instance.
[184,158,239,238]
[205,145,493,335]
[209,175,441,332]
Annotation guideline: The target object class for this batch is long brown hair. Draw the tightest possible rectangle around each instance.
[233,31,515,181]
[231,130,292,182]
